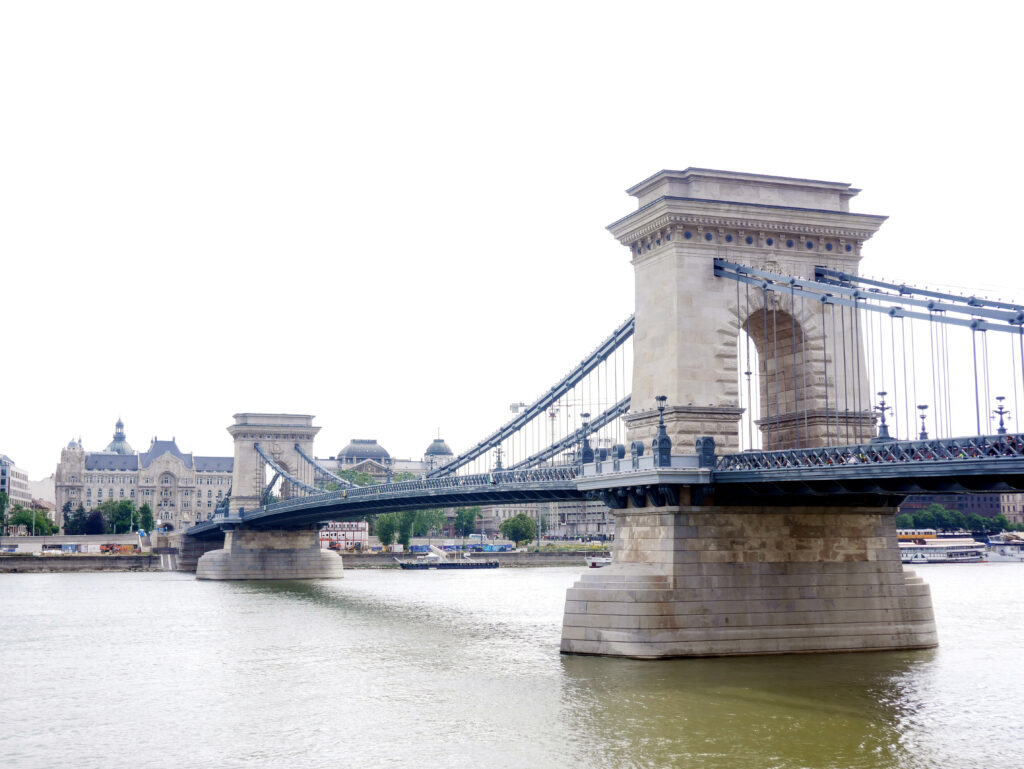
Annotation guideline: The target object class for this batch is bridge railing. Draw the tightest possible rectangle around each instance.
[715,434,1024,472]
[259,466,581,515]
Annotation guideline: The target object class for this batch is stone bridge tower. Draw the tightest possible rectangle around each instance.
[227,413,320,514]
[559,170,936,659]
[608,168,887,452]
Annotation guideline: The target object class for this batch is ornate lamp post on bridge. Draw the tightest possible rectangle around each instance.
[871,392,892,443]
[994,396,1012,435]
[917,405,929,440]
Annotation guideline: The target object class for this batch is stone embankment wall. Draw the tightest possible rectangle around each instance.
[0,549,603,573]
[0,555,162,573]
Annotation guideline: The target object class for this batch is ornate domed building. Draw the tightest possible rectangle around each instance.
[104,418,134,455]
[54,418,233,533]
[423,437,453,472]
[332,439,393,480]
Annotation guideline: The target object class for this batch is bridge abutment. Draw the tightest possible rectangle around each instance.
[561,503,936,658]
[195,527,343,580]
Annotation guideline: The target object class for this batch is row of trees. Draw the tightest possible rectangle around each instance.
[1,491,59,535]
[61,501,155,535]
[895,503,1022,535]
[1,492,158,537]
[374,506,482,549]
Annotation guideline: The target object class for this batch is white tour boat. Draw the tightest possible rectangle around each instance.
[898,533,987,564]
[585,555,612,568]
[987,533,1024,562]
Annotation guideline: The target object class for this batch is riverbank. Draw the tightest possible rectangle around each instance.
[0,550,605,573]
[0,554,161,573]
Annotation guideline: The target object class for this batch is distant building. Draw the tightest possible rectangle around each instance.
[482,498,614,540]
[316,436,456,481]
[0,454,33,509]
[898,493,1004,519]
[1000,494,1024,526]
[53,418,233,532]
[319,520,369,550]
[423,438,454,474]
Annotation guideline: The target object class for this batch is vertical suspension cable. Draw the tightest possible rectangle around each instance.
[866,302,876,408]
[901,316,910,441]
[841,303,849,444]
[801,293,808,446]
[831,300,840,441]
[943,316,953,435]
[1019,326,1024,425]
[737,278,743,449]
[982,330,991,434]
[763,285,772,449]
[876,302,886,397]
[791,282,800,447]
[853,299,863,442]
[909,317,919,437]
[772,288,781,447]
[749,282,757,450]
[1014,326,1022,439]
[972,327,981,435]
[890,313,898,439]
[929,312,940,438]
[822,297,831,445]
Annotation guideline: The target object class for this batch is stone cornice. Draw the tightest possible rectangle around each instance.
[608,197,885,247]
[618,213,881,244]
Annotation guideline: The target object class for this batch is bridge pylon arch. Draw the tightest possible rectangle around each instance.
[608,168,886,452]
[226,413,321,514]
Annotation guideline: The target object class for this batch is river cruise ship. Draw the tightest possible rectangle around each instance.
[897,529,986,563]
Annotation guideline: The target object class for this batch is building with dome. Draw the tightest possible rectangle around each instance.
[423,438,453,474]
[53,418,233,532]
[316,435,460,481]
[104,418,133,455]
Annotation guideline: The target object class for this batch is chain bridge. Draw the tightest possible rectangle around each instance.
[185,168,1024,659]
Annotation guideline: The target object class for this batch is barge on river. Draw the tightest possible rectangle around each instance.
[395,546,499,570]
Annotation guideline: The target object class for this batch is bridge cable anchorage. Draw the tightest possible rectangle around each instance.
[252,442,324,500]
[426,314,635,478]
[293,443,358,488]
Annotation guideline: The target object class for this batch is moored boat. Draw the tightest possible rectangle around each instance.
[898,536,987,564]
[395,546,499,570]
[987,532,1024,562]
[585,555,612,568]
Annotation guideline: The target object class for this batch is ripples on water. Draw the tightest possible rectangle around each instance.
[1,564,1021,769]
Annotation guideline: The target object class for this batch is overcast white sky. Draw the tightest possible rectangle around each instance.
[3,1,1023,479]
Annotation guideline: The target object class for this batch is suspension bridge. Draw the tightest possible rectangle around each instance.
[183,168,1024,659]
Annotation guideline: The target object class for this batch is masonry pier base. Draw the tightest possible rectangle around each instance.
[560,504,937,658]
[195,527,343,580]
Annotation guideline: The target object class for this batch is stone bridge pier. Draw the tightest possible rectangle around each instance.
[561,498,936,657]
[195,413,343,580]
[561,169,937,657]
[196,526,342,580]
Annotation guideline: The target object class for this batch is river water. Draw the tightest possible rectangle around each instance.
[1,563,1021,769]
